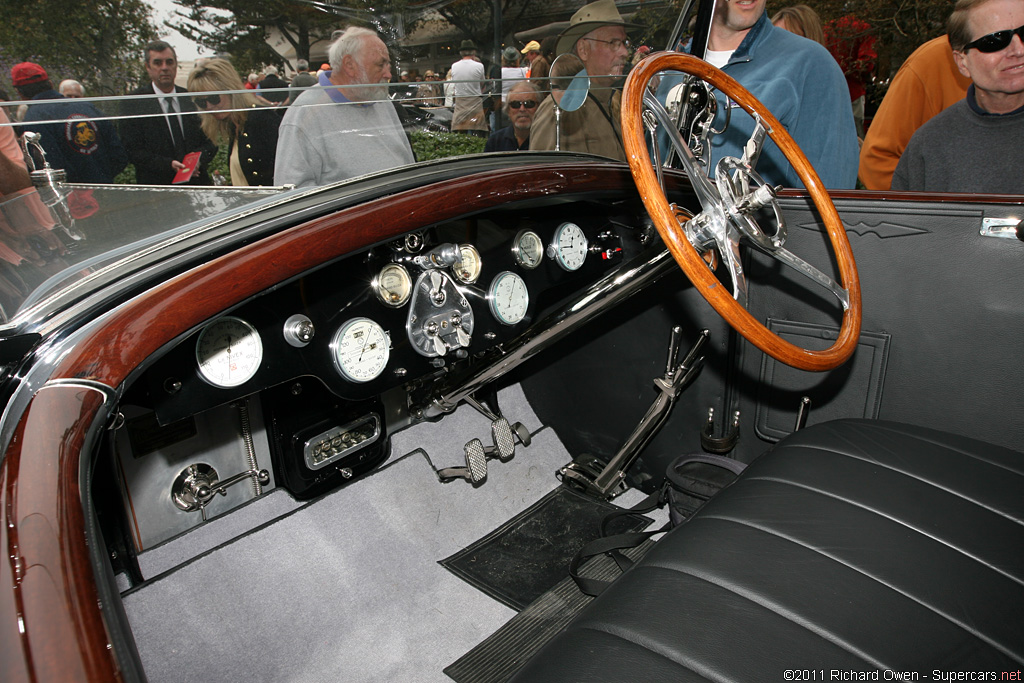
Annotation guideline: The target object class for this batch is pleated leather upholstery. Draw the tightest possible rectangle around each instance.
[513,420,1024,681]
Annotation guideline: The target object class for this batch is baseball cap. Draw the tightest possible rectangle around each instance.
[521,40,541,54]
[11,62,48,87]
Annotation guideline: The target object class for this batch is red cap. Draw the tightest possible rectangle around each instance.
[320,63,330,71]
[11,62,48,87]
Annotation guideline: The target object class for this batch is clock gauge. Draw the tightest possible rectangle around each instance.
[549,222,588,271]
[195,316,263,388]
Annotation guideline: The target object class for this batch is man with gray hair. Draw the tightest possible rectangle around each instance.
[58,79,84,98]
[892,0,1024,192]
[274,27,414,188]
[485,81,541,151]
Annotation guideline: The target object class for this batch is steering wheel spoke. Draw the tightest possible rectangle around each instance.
[624,54,861,372]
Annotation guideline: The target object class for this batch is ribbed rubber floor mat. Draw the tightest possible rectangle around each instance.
[443,541,654,683]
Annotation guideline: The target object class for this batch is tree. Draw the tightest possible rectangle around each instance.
[0,0,157,96]
[168,0,425,73]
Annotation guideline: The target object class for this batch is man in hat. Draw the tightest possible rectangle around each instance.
[119,41,216,185]
[450,39,488,136]
[12,62,128,184]
[529,0,635,160]
[521,40,542,76]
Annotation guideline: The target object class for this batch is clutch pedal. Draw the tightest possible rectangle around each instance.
[438,438,489,484]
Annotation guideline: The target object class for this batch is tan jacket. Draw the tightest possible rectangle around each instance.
[529,89,626,161]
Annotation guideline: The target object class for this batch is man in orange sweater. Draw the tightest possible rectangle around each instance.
[858,35,972,190]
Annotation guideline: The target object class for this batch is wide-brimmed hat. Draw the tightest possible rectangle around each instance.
[556,0,639,56]
[521,40,541,54]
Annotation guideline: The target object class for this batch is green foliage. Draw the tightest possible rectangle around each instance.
[0,0,157,96]
[409,131,486,161]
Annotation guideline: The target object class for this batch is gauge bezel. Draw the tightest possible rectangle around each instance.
[551,222,589,272]
[453,244,482,284]
[195,316,264,388]
[512,230,543,270]
[488,270,529,326]
[330,317,391,383]
[373,263,413,308]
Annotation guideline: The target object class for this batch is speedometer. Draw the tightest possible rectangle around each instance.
[548,222,588,271]
[488,271,529,325]
[195,316,263,388]
[331,317,390,383]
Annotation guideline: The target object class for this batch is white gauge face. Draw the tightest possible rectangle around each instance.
[551,222,588,271]
[454,244,482,283]
[375,263,412,307]
[513,230,543,269]
[195,316,263,388]
[331,317,390,383]
[488,271,529,325]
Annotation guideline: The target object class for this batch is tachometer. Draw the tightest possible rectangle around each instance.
[548,222,588,271]
[195,316,263,388]
[331,317,391,383]
[374,263,412,307]
[513,230,543,269]
[454,244,482,283]
[488,271,529,325]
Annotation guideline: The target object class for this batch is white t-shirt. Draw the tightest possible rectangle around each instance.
[500,66,528,101]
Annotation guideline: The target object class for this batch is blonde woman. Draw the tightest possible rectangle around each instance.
[187,59,282,186]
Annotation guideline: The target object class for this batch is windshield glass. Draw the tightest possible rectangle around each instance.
[0,184,280,324]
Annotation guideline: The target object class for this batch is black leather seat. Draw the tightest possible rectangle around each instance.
[513,420,1024,680]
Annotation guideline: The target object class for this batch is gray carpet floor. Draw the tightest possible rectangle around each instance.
[123,386,563,681]
[123,384,663,682]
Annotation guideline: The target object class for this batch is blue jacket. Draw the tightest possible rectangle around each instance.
[21,90,128,184]
[657,14,858,189]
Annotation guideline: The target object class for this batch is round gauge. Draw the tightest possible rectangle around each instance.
[454,244,482,283]
[195,316,263,388]
[331,317,390,383]
[513,230,543,270]
[375,263,412,307]
[549,222,589,271]
[488,271,529,325]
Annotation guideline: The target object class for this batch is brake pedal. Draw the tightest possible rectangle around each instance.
[491,418,515,461]
[438,438,488,484]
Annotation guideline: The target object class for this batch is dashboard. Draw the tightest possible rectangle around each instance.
[122,199,653,501]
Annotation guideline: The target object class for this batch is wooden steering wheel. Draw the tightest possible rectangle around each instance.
[621,53,861,372]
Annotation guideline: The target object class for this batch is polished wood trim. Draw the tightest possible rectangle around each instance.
[1,385,119,683]
[52,162,670,387]
[623,54,861,372]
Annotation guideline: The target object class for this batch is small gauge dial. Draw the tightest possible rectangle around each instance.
[375,263,412,307]
[549,222,588,271]
[488,271,529,325]
[331,317,390,383]
[195,316,263,388]
[454,244,482,283]
[513,230,543,270]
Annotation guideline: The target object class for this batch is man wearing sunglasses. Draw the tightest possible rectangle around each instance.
[892,0,1024,192]
[485,82,542,152]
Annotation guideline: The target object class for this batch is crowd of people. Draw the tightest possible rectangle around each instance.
[0,0,1020,195]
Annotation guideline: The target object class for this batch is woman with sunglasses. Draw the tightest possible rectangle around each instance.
[891,0,1024,193]
[187,59,282,186]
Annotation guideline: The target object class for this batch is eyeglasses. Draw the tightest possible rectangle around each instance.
[583,37,631,51]
[508,100,538,109]
[193,94,223,109]
[963,23,1024,53]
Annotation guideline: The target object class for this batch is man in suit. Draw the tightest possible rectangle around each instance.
[119,41,215,185]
